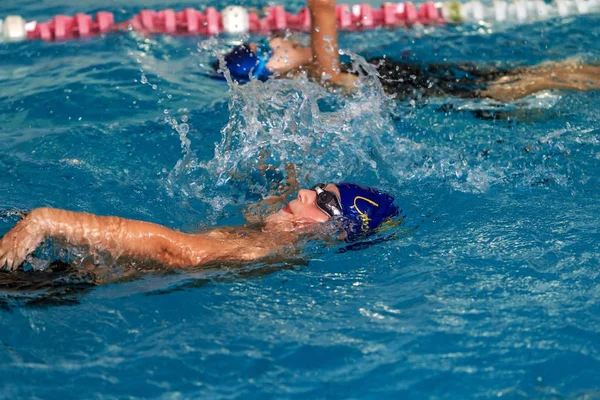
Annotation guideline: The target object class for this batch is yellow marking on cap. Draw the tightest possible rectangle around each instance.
[351,196,379,231]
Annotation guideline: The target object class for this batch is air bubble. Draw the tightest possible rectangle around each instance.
[177,123,190,135]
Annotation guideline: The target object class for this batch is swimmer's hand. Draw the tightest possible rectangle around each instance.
[306,65,358,93]
[0,210,45,271]
[330,72,358,94]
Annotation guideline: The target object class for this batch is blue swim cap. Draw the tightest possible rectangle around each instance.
[212,41,272,82]
[336,183,399,240]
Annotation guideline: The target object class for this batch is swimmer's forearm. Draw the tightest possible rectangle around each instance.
[30,208,232,267]
[482,62,600,101]
[308,0,341,82]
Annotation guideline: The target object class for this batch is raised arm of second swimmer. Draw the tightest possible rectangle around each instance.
[0,208,272,271]
[308,0,357,88]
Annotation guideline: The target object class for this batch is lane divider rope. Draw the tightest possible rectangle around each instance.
[1,0,599,42]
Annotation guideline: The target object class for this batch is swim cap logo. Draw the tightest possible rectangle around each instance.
[351,196,379,231]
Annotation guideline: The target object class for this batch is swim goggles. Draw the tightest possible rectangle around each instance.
[312,184,343,218]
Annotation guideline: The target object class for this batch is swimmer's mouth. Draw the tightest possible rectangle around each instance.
[282,205,292,214]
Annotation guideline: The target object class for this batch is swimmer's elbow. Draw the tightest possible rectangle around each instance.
[147,234,213,268]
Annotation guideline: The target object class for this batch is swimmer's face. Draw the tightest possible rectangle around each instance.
[252,38,311,75]
[265,184,340,228]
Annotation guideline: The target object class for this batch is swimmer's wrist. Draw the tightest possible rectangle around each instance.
[307,0,336,10]
[28,207,79,240]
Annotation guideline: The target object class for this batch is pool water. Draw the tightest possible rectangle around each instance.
[1,0,600,397]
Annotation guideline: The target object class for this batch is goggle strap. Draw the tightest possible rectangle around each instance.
[252,42,272,79]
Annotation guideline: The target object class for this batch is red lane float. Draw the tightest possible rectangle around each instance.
[15,2,445,42]
[6,1,600,43]
[27,11,115,41]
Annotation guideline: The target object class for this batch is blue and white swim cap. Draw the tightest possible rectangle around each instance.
[212,41,272,82]
[336,182,399,240]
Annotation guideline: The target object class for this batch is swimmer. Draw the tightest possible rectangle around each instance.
[213,0,357,89]
[213,0,600,101]
[0,183,398,272]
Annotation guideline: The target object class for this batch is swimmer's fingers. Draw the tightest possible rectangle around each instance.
[0,232,20,271]
[0,244,7,271]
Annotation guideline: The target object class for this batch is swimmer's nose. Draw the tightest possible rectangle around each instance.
[298,189,316,205]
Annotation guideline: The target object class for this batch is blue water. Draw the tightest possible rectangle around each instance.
[1,0,600,397]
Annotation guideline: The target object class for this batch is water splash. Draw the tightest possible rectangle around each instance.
[202,53,400,199]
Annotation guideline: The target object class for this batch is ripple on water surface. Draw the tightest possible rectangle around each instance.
[0,1,600,398]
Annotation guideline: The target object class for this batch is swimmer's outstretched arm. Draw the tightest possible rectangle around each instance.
[480,61,600,101]
[308,0,357,88]
[0,208,273,271]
